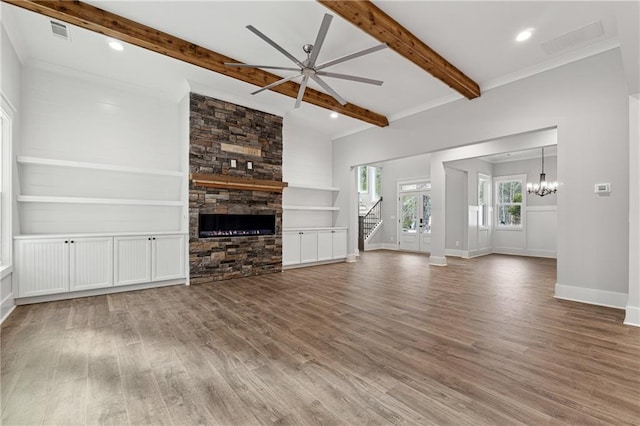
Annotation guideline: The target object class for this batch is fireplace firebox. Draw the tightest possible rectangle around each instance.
[199,213,276,238]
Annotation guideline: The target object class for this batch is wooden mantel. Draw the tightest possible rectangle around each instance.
[191,173,288,193]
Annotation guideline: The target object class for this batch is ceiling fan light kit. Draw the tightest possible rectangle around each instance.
[225,13,387,109]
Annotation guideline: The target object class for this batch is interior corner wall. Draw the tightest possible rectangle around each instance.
[333,49,629,306]
[377,154,431,246]
[1,23,21,322]
[626,94,640,326]
[445,167,467,252]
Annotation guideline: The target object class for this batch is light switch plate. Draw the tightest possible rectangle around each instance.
[594,183,611,193]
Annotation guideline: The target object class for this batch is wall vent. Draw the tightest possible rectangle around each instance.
[50,21,69,40]
[541,21,604,55]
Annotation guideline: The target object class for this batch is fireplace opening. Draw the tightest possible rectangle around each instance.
[199,213,276,238]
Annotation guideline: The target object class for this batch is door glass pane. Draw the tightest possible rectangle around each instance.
[422,194,431,234]
[401,195,417,233]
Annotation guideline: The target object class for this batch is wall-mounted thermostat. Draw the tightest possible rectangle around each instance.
[594,183,611,194]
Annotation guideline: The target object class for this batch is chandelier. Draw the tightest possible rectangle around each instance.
[527,147,558,197]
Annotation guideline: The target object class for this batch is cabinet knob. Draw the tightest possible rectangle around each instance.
[71,240,74,243]
[152,237,156,240]
[148,237,151,240]
[64,241,68,244]
[331,231,335,233]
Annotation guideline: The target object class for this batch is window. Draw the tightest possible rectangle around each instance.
[358,165,368,193]
[495,176,525,228]
[374,167,381,199]
[399,181,431,192]
[478,174,490,228]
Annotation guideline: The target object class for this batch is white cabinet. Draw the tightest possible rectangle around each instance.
[331,229,347,259]
[300,231,318,263]
[318,229,347,261]
[16,238,69,297]
[16,236,113,297]
[114,236,152,286]
[282,228,347,267]
[69,237,113,291]
[152,234,185,281]
[114,234,185,286]
[282,231,302,266]
[16,233,186,298]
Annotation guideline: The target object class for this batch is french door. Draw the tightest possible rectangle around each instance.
[398,191,431,253]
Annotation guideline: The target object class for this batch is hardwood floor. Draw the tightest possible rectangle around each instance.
[2,252,639,425]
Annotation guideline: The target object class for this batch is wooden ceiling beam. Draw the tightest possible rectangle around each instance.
[3,0,389,127]
[317,0,481,100]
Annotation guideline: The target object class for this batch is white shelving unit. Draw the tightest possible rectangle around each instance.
[17,195,184,207]
[16,155,187,235]
[17,156,184,177]
[282,205,339,211]
[287,183,340,192]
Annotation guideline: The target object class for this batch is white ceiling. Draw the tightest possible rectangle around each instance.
[2,1,638,139]
[477,145,557,164]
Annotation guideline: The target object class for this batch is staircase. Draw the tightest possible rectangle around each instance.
[358,197,383,250]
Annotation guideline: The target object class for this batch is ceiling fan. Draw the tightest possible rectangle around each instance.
[225,14,387,108]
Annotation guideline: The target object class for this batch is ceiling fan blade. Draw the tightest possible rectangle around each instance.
[251,73,301,95]
[315,43,387,71]
[295,75,310,108]
[310,74,346,106]
[308,14,333,67]
[316,71,383,86]
[246,25,305,68]
[225,63,301,72]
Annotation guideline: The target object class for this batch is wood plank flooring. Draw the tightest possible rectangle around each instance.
[2,252,639,425]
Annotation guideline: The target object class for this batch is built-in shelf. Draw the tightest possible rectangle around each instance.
[17,156,184,178]
[282,205,340,211]
[286,184,340,192]
[17,195,184,207]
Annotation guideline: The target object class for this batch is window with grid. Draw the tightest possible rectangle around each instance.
[495,176,524,228]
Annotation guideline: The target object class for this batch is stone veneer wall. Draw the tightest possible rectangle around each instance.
[189,93,283,283]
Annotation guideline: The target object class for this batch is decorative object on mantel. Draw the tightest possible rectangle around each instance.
[225,13,387,108]
[527,147,558,197]
[190,173,288,193]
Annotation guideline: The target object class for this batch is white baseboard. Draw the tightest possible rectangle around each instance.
[429,256,447,266]
[346,253,357,262]
[365,243,398,251]
[554,283,627,309]
[444,249,468,258]
[494,247,556,258]
[283,259,346,269]
[0,293,15,325]
[624,305,640,327]
[16,278,185,305]
[467,248,493,258]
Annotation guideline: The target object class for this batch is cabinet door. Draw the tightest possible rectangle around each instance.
[70,237,114,291]
[282,231,301,266]
[16,238,69,297]
[317,231,333,261]
[114,236,151,286]
[332,230,347,259]
[300,231,318,264]
[152,235,186,281]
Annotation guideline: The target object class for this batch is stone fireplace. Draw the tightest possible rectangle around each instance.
[189,93,283,283]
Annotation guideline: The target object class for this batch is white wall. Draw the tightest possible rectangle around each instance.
[445,158,494,256]
[333,49,629,308]
[445,167,467,253]
[18,65,183,234]
[626,94,640,325]
[371,153,431,247]
[1,23,21,322]
[282,119,335,229]
[493,156,557,258]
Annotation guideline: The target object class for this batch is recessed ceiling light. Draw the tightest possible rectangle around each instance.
[108,40,124,51]
[330,112,339,119]
[516,28,534,42]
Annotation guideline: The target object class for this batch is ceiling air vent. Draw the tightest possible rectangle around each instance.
[541,21,604,55]
[50,21,69,40]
